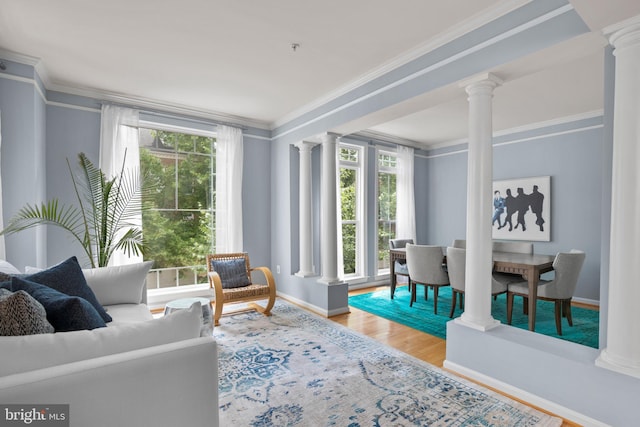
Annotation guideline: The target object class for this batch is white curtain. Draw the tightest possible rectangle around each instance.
[396,145,416,243]
[99,104,141,265]
[215,125,243,253]
[336,147,344,280]
[0,111,4,259]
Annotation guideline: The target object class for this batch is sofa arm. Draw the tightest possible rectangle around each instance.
[0,337,218,427]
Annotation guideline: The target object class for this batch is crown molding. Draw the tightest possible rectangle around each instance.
[46,82,271,130]
[0,48,271,131]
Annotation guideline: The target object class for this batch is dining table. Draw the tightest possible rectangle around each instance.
[389,248,555,331]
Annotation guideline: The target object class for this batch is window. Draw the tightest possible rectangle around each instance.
[339,144,365,278]
[377,150,397,273]
[138,126,216,290]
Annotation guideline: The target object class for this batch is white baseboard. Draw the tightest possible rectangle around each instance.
[442,360,610,427]
[573,296,599,307]
[277,292,349,318]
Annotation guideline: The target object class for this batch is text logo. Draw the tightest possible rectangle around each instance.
[0,405,68,426]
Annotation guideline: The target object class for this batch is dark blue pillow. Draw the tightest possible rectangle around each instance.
[8,276,106,332]
[210,258,251,289]
[25,256,111,323]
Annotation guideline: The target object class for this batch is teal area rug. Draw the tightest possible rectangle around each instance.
[349,286,599,348]
[214,300,562,426]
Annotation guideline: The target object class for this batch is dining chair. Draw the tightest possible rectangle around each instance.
[447,247,508,318]
[492,240,533,254]
[405,244,449,314]
[389,238,413,296]
[451,239,466,249]
[492,240,534,286]
[506,249,585,335]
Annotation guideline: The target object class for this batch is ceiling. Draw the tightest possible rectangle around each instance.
[1,0,638,148]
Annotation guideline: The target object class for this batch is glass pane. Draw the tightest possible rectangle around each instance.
[340,147,358,162]
[178,153,212,210]
[195,137,214,155]
[378,220,396,269]
[340,168,357,221]
[141,210,213,269]
[342,223,356,275]
[141,147,176,209]
[378,153,397,168]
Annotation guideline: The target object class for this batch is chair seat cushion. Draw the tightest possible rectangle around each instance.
[221,283,271,301]
[210,258,251,289]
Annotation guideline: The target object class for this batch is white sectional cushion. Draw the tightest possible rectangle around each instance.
[83,261,154,306]
[0,302,202,377]
[105,304,154,326]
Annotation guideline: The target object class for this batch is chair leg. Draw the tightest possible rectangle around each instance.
[506,293,514,325]
[433,286,439,315]
[213,301,223,327]
[410,281,417,307]
[459,293,464,309]
[449,292,457,318]
[554,300,562,335]
[564,300,573,326]
[425,285,429,301]
[522,297,529,315]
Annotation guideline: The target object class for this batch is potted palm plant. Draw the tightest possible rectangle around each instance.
[1,152,151,268]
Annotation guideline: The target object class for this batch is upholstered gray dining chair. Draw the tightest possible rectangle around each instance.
[451,239,466,249]
[492,240,534,286]
[405,244,449,314]
[492,240,533,254]
[506,249,586,335]
[389,238,413,296]
[447,246,508,318]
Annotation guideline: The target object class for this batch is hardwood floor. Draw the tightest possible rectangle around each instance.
[329,285,582,427]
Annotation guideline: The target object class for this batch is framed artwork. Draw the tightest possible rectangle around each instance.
[492,176,550,242]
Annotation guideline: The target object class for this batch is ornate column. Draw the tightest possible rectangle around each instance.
[319,133,340,284]
[455,73,502,331]
[596,15,640,379]
[295,140,318,277]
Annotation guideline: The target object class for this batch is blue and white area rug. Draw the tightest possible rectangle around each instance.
[214,300,561,427]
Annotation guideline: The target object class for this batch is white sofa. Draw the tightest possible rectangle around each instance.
[0,261,219,427]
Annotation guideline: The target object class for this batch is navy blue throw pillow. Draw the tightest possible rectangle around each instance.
[9,276,106,332]
[25,256,112,323]
[210,258,251,289]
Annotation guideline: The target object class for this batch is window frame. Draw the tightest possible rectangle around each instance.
[375,148,398,277]
[137,120,217,296]
[338,143,367,280]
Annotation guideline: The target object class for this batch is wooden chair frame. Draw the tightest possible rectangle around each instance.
[206,253,276,326]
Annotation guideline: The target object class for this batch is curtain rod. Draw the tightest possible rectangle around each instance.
[100,101,249,130]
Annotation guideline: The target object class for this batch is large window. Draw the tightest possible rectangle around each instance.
[339,144,365,278]
[139,126,216,290]
[377,150,397,273]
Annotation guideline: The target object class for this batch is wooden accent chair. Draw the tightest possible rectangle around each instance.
[405,244,449,314]
[206,253,276,326]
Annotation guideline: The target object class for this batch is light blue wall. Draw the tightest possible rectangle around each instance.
[0,67,271,271]
[421,117,604,301]
[0,60,47,270]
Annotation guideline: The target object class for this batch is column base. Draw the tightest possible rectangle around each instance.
[455,314,501,332]
[596,348,640,379]
[318,277,344,285]
[295,270,316,278]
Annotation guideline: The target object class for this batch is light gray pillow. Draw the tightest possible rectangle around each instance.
[0,260,21,275]
[83,261,153,306]
[0,288,55,336]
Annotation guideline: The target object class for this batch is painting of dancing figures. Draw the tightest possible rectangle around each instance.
[492,176,550,241]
